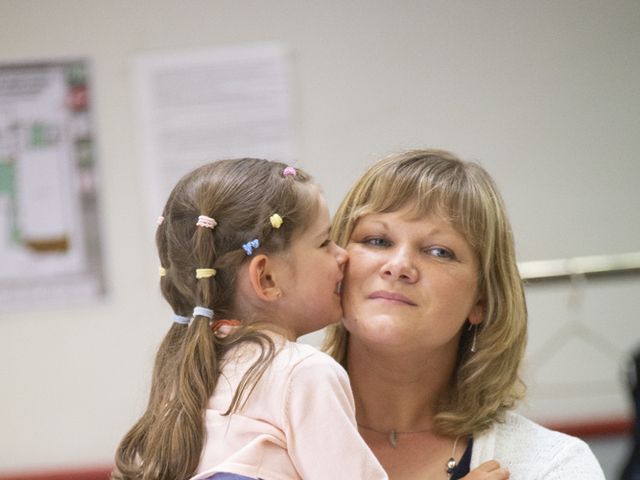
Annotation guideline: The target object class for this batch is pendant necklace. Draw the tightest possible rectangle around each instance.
[357,423,433,448]
[446,435,462,478]
[358,423,462,477]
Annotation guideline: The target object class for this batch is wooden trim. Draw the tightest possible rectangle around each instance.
[545,417,633,438]
[0,467,112,480]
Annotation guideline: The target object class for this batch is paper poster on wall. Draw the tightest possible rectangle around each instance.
[0,59,105,312]
[132,42,296,218]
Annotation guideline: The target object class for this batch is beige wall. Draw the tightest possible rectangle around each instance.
[1,0,639,473]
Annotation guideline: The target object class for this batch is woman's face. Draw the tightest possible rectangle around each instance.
[341,206,483,355]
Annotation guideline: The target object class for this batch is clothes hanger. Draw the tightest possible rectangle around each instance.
[528,272,630,375]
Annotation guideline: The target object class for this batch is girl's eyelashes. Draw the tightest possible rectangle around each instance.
[320,238,331,248]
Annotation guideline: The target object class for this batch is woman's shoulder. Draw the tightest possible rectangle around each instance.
[496,411,575,442]
[475,411,605,479]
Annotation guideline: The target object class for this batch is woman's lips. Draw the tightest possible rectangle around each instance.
[368,290,416,305]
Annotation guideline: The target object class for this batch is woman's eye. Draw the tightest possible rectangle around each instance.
[428,247,455,259]
[363,237,390,247]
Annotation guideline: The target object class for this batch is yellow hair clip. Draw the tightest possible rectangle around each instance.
[270,213,283,229]
[159,266,167,277]
[196,268,217,279]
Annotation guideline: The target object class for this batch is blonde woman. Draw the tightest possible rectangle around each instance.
[324,149,605,479]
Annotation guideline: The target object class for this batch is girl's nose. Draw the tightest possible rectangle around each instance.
[332,243,349,267]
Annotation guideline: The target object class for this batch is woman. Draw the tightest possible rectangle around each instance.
[324,149,605,479]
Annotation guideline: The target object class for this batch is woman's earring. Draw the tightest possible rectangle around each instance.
[469,323,478,353]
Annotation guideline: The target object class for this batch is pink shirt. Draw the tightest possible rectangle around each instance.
[190,335,387,480]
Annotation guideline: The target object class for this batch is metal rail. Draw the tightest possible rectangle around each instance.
[518,251,640,281]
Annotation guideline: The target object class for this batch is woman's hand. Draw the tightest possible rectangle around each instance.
[460,460,509,479]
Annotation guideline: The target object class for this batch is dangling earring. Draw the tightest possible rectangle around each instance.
[469,323,478,353]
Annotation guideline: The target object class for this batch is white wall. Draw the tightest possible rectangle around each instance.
[1,0,639,473]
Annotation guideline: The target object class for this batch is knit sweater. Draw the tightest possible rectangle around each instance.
[471,411,605,479]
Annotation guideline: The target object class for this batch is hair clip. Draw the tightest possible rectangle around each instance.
[193,306,214,319]
[195,268,217,279]
[159,266,167,277]
[196,215,217,229]
[242,238,260,256]
[270,213,283,229]
[172,314,191,325]
[157,216,164,226]
[212,319,241,338]
[282,166,297,177]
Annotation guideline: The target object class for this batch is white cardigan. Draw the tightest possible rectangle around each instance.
[471,411,605,479]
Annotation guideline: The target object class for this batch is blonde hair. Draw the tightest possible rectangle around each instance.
[113,159,318,480]
[323,149,527,436]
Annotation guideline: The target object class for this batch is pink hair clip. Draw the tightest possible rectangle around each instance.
[157,216,164,226]
[212,319,241,338]
[282,166,297,177]
[196,215,217,229]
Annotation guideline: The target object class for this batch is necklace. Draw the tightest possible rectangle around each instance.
[357,424,462,477]
[357,423,433,448]
[446,435,462,478]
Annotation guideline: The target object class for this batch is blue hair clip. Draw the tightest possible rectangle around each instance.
[172,314,191,325]
[242,238,260,256]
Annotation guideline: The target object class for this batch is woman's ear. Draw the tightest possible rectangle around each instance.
[468,298,485,325]
[247,254,282,302]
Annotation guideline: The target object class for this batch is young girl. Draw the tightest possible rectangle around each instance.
[111,158,383,480]
[112,158,509,480]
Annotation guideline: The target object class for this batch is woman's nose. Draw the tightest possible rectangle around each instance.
[380,248,418,283]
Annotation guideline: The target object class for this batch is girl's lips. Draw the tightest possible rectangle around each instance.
[368,290,416,305]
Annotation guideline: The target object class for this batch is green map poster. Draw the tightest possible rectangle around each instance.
[0,59,105,311]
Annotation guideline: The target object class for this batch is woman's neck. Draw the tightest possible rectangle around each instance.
[346,336,458,433]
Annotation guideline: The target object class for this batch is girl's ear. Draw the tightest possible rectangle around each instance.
[247,254,282,301]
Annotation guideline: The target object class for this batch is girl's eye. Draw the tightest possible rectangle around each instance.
[428,246,455,259]
[320,239,331,248]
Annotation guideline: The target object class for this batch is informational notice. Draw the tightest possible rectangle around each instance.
[0,59,105,312]
[132,42,296,218]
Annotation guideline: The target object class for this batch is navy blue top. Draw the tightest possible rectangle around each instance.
[449,437,473,479]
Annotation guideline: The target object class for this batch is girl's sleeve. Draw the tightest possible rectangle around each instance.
[282,352,388,480]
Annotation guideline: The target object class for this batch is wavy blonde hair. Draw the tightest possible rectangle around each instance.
[113,158,318,480]
[323,149,527,436]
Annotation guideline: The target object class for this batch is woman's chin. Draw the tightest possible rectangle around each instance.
[345,315,412,346]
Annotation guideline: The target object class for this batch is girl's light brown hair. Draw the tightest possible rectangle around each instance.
[113,158,318,480]
[323,149,527,436]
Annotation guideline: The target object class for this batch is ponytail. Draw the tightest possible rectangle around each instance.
[113,158,318,479]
